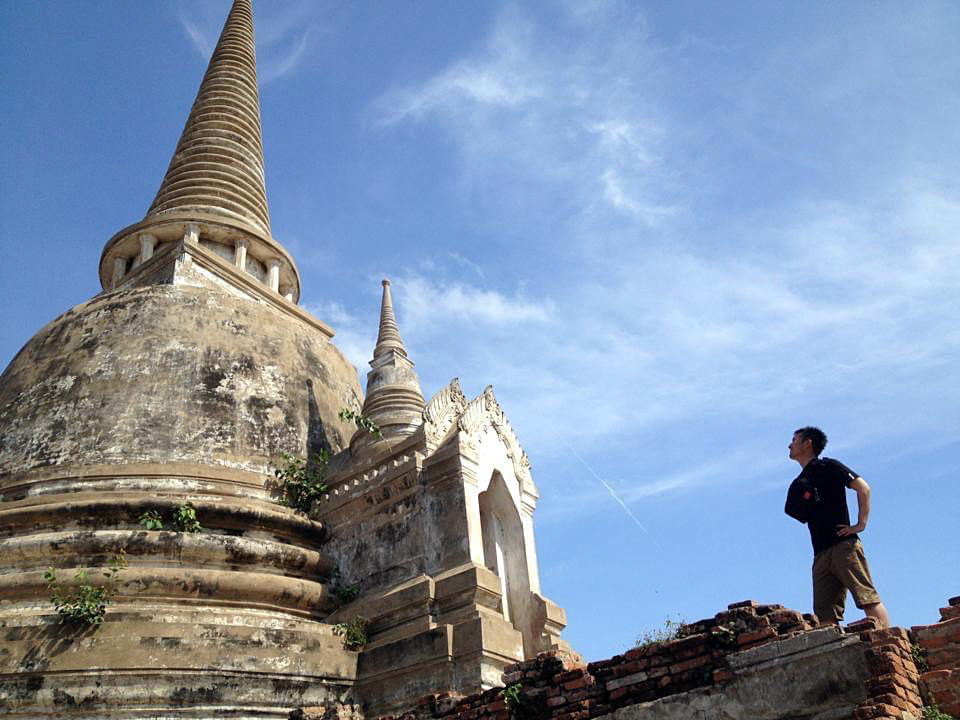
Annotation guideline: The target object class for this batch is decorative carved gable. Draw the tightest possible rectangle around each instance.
[458,385,534,494]
[423,377,468,447]
[423,380,536,497]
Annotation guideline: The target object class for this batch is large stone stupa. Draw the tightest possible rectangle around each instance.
[0,2,571,717]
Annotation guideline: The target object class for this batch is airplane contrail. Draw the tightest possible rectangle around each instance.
[560,438,661,548]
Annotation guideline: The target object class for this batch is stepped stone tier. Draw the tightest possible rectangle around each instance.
[0,1,571,717]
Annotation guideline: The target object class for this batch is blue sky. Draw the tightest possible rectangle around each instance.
[1,1,958,661]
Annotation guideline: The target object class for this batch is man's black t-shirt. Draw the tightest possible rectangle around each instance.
[795,457,860,555]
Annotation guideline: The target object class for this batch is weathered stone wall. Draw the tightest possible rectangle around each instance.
[0,284,360,480]
[0,282,367,717]
[358,598,960,720]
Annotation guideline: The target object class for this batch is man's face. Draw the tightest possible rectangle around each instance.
[788,433,810,460]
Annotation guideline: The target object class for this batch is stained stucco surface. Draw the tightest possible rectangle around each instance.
[0,284,361,477]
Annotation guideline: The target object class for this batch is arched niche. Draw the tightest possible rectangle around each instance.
[478,471,535,656]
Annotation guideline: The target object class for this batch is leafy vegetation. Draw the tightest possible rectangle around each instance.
[501,682,523,712]
[635,615,689,649]
[339,408,382,438]
[922,705,954,720]
[274,449,331,513]
[171,502,201,533]
[329,568,360,605]
[274,408,383,514]
[138,510,164,530]
[44,550,127,626]
[710,623,738,646]
[333,617,368,650]
[138,504,201,532]
[912,642,930,673]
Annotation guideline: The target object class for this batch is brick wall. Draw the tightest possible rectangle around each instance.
[912,595,960,717]
[852,622,924,720]
[366,600,844,720]
[295,596,960,720]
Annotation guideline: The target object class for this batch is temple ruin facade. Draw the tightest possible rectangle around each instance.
[0,1,570,716]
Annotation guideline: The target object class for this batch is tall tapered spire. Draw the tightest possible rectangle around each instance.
[355,280,425,450]
[373,279,408,359]
[100,0,304,304]
[147,0,270,234]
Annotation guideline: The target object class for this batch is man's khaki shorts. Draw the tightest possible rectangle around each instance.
[812,538,881,623]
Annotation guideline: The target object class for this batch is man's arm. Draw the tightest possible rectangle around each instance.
[837,476,870,537]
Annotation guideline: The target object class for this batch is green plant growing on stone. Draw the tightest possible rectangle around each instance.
[274,449,330,514]
[273,409,381,514]
[338,408,382,438]
[911,642,930,673]
[171,502,201,533]
[635,615,689,649]
[501,682,523,712]
[333,616,368,650]
[711,623,738,646]
[922,704,954,720]
[139,510,164,530]
[44,549,127,626]
[330,568,360,605]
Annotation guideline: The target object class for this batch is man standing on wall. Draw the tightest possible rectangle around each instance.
[787,426,890,628]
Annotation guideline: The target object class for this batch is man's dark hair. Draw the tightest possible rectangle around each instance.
[795,426,827,456]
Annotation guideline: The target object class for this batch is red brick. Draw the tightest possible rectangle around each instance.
[567,689,598,702]
[941,605,960,621]
[914,617,960,639]
[756,604,786,615]
[928,648,959,666]
[728,600,758,610]
[669,654,712,674]
[713,669,733,683]
[737,627,777,646]
[853,702,903,719]
[873,694,911,711]
[948,595,960,607]
[847,617,880,633]
[863,628,911,644]
[546,696,567,708]
[555,669,584,684]
[766,609,805,625]
[608,688,628,702]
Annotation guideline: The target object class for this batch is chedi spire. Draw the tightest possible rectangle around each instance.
[99,0,303,304]
[355,280,425,449]
[146,0,270,234]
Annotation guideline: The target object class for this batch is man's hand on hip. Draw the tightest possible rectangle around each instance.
[837,523,865,537]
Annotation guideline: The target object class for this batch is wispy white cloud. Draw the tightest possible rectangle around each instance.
[176,0,326,82]
[260,27,314,83]
[178,14,213,59]
[362,177,959,517]
[394,275,553,332]
[304,300,373,375]
[373,2,676,226]
[354,3,960,525]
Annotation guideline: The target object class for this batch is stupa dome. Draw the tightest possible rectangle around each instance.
[0,284,360,482]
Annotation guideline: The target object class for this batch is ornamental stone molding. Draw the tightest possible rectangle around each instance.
[422,377,468,447]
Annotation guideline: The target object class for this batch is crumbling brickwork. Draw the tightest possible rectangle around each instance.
[353,596,960,720]
[851,621,924,720]
[363,600,889,720]
[912,595,960,717]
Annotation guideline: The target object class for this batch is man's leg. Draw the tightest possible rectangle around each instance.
[836,540,887,628]
[862,602,890,629]
[813,548,846,625]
